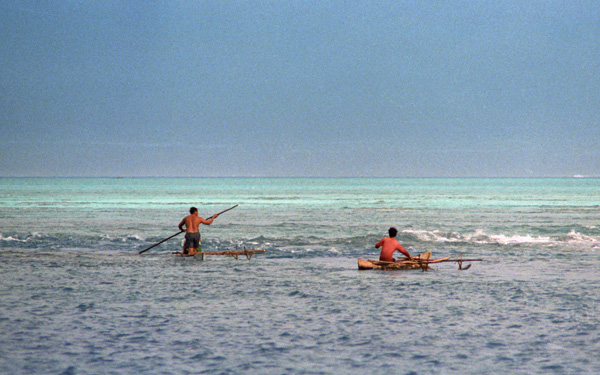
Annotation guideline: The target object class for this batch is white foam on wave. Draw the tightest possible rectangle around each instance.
[484,232,553,245]
[0,233,42,242]
[0,234,27,242]
[124,234,145,242]
[401,229,598,246]
[565,230,598,244]
[99,233,146,242]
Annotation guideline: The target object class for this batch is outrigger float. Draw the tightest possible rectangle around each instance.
[358,251,482,271]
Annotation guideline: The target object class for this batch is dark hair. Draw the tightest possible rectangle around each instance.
[190,207,198,214]
[388,227,398,237]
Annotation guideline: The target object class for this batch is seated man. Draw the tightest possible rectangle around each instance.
[375,227,412,262]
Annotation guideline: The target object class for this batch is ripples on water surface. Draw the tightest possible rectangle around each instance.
[1,178,599,374]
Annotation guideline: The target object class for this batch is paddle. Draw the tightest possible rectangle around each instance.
[138,231,184,255]
[138,205,238,254]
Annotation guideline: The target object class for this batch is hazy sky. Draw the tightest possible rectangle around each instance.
[1,1,599,177]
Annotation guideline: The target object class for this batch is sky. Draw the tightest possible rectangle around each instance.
[1,0,599,177]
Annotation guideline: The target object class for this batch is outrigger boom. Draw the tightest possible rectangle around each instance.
[199,249,266,260]
[173,248,266,260]
[424,258,483,270]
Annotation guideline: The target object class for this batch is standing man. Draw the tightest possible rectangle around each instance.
[375,227,412,262]
[178,207,219,256]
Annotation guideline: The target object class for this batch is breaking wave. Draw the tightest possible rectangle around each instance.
[2,228,598,256]
[401,229,599,247]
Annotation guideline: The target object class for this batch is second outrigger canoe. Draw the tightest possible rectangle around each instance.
[173,249,266,260]
[358,251,481,271]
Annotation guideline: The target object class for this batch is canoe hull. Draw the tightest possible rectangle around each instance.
[358,258,422,270]
[358,251,449,271]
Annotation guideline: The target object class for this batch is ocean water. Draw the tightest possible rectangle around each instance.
[1,177,599,374]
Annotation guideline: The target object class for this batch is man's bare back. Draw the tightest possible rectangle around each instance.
[375,227,412,262]
[179,212,218,233]
[177,207,218,255]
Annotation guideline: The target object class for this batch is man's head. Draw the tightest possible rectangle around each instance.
[190,207,198,214]
[388,227,398,238]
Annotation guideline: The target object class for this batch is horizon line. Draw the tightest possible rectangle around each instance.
[1,175,597,179]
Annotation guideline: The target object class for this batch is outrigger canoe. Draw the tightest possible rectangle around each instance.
[173,249,266,260]
[358,251,481,271]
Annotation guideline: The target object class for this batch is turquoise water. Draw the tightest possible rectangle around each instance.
[1,178,599,374]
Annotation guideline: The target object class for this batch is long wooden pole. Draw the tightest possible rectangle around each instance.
[138,205,238,254]
[207,204,238,219]
[395,256,482,264]
[422,258,483,263]
[138,231,183,254]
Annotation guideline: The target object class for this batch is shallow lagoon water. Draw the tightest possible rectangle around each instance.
[1,178,599,374]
